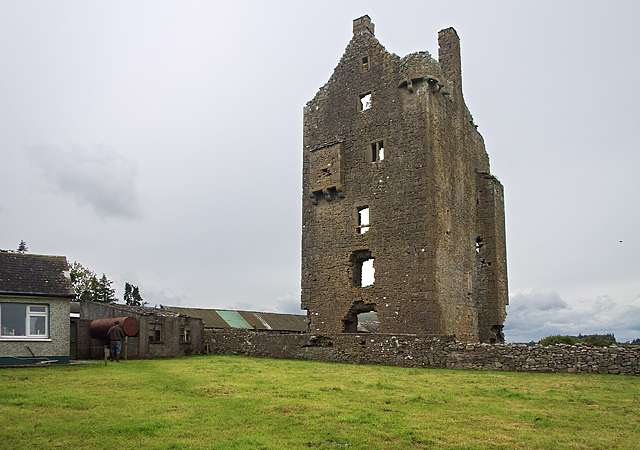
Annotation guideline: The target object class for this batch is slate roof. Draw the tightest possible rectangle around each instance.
[161,306,307,332]
[0,252,75,298]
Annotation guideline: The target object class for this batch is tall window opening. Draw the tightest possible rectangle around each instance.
[179,325,191,343]
[361,56,369,72]
[149,323,162,343]
[351,250,374,287]
[362,259,375,287]
[371,140,384,162]
[359,92,372,111]
[357,206,370,234]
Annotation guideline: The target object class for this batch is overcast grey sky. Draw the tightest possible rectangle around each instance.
[1,1,638,342]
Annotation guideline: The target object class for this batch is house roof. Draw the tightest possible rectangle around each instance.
[161,306,307,332]
[0,252,75,298]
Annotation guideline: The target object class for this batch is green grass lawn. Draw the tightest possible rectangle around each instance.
[1,355,639,449]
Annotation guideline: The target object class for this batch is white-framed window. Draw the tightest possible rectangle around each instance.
[0,303,49,339]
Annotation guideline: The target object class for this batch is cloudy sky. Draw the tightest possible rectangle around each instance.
[1,1,638,342]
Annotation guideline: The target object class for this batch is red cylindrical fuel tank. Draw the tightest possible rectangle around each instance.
[90,317,139,339]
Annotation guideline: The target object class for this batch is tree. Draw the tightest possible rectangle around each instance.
[69,262,99,301]
[123,282,146,306]
[96,274,116,303]
[69,262,116,303]
[17,240,28,253]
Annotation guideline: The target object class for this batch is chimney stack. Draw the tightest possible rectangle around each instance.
[353,15,375,36]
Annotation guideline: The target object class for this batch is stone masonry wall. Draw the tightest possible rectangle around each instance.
[204,329,640,375]
[301,16,508,342]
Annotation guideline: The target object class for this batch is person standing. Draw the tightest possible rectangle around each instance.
[107,320,125,362]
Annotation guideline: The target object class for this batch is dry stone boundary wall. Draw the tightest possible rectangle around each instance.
[203,329,640,375]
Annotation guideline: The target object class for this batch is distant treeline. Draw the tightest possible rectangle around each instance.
[535,333,640,347]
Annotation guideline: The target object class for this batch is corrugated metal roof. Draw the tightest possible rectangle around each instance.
[162,306,307,331]
[216,310,253,329]
[253,312,307,332]
[161,306,229,328]
[238,311,269,330]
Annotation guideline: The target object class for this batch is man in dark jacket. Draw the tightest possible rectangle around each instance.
[107,320,125,362]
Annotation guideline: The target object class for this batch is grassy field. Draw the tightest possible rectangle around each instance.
[1,355,639,450]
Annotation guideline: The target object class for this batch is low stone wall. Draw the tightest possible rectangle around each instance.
[203,329,640,375]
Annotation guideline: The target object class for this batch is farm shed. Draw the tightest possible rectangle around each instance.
[76,301,203,359]
[0,252,75,365]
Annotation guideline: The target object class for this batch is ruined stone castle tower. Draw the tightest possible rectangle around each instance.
[301,16,508,343]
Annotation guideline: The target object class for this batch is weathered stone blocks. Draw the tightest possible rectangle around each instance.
[301,16,508,342]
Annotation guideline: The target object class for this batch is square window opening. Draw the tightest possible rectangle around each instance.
[342,301,377,333]
[357,311,379,332]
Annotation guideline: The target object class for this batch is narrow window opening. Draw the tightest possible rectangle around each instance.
[350,250,374,287]
[446,209,451,234]
[357,206,370,234]
[362,259,375,286]
[370,140,384,162]
[361,56,369,72]
[359,93,372,111]
[475,236,484,254]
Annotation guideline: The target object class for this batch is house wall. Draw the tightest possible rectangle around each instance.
[0,295,70,364]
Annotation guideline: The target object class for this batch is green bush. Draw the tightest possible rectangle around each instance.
[539,335,578,346]
[580,335,616,347]
[539,334,617,347]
